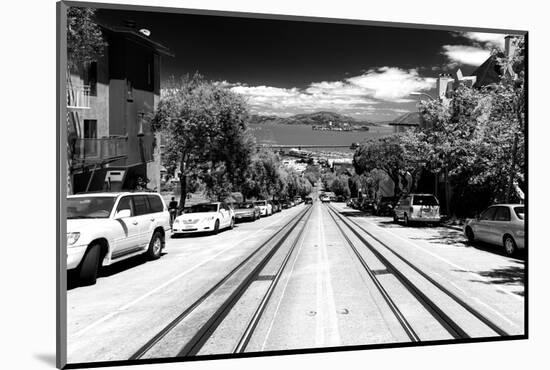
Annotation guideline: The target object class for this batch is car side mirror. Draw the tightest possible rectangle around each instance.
[115,209,131,219]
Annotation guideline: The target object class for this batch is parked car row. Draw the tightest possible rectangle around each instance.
[344,191,525,256]
[66,193,311,286]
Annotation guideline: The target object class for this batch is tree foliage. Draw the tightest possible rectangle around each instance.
[67,7,107,69]
[401,36,525,215]
[151,74,254,208]
[353,135,407,197]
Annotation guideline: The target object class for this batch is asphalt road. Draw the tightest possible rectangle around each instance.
[66,200,524,364]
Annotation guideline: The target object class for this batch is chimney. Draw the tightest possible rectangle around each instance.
[437,73,454,99]
[505,35,516,57]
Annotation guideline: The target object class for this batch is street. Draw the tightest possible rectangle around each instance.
[66,199,524,364]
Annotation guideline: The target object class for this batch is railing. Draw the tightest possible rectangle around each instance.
[67,84,91,109]
[73,137,128,163]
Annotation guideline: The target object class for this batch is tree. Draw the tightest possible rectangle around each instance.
[241,149,282,200]
[66,7,107,195]
[330,175,351,198]
[353,135,407,197]
[67,7,108,69]
[151,74,253,209]
[403,36,526,215]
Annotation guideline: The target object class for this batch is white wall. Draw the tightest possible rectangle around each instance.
[5,1,547,370]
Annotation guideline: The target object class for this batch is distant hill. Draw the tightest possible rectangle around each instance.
[249,111,377,127]
[375,111,420,126]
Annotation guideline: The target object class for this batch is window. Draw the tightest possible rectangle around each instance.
[126,79,134,102]
[116,196,134,216]
[84,120,97,139]
[514,206,525,220]
[494,207,511,221]
[412,195,438,206]
[83,61,97,96]
[147,195,164,213]
[132,195,150,216]
[480,207,497,221]
[67,196,116,219]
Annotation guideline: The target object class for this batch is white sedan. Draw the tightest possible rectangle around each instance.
[173,202,235,235]
[254,200,273,217]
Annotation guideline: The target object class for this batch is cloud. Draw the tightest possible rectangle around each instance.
[346,67,436,101]
[225,67,434,119]
[459,32,506,49]
[441,32,507,67]
[441,45,491,66]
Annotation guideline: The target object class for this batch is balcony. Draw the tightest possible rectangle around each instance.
[67,84,91,109]
[73,137,128,164]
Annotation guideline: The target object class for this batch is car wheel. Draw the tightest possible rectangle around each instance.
[213,219,220,234]
[465,227,475,244]
[79,244,101,285]
[229,217,235,229]
[147,231,163,260]
[393,213,398,223]
[503,235,517,256]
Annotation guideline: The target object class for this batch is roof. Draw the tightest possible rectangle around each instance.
[99,23,174,57]
[472,54,502,88]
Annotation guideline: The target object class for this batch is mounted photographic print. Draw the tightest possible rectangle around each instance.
[56,1,527,368]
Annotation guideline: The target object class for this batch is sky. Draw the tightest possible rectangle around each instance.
[96,8,508,122]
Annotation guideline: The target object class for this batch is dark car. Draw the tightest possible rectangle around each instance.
[233,201,261,221]
[272,200,282,212]
[268,200,279,213]
[281,200,291,209]
[360,198,376,213]
[374,196,400,216]
[346,197,360,209]
[305,196,313,204]
[336,195,346,202]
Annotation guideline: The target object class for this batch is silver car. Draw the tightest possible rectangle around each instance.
[463,204,525,256]
[393,193,441,225]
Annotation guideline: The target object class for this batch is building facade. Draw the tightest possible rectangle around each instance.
[67,22,172,194]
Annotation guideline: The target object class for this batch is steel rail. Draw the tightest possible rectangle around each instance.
[324,206,420,342]
[233,202,313,353]
[129,205,313,360]
[326,205,467,339]
[177,205,314,357]
[328,204,509,337]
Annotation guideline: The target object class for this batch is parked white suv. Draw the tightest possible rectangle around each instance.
[393,193,441,226]
[67,192,171,285]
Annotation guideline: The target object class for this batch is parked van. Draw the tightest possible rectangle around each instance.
[393,193,440,226]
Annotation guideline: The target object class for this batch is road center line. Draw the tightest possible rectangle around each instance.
[319,206,341,346]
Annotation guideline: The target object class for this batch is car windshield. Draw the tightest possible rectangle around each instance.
[186,204,218,213]
[238,203,254,209]
[67,196,116,219]
[514,206,525,220]
[413,195,438,206]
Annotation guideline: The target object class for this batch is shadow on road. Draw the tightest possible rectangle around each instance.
[171,226,239,239]
[465,264,525,296]
[67,252,167,290]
